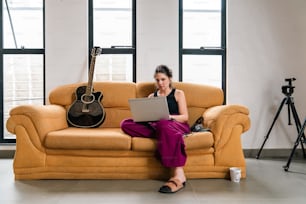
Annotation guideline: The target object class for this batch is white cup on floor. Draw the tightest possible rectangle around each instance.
[229,167,241,183]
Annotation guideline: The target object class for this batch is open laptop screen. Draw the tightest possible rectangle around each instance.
[128,97,170,122]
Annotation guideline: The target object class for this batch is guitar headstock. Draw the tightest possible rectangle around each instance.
[91,47,102,57]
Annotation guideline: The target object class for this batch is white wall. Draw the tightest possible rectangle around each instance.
[45,0,306,149]
[137,0,179,81]
[227,0,306,149]
[45,0,88,96]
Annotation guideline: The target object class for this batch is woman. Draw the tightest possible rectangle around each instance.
[120,65,190,193]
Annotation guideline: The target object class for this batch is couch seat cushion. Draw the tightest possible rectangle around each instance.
[44,128,131,150]
[132,131,214,152]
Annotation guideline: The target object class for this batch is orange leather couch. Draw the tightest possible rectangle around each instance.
[6,82,250,180]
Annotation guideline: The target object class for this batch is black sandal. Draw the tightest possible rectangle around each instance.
[158,178,186,193]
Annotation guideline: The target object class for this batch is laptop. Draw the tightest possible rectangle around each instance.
[128,96,170,122]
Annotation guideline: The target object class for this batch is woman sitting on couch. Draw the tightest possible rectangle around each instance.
[120,64,190,193]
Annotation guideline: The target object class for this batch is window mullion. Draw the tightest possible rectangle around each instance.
[101,47,135,55]
[2,49,44,54]
[182,48,224,55]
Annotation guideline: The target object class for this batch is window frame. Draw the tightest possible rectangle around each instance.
[88,0,136,82]
[0,0,45,144]
[179,0,226,102]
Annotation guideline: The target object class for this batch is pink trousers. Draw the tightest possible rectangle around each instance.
[120,118,190,167]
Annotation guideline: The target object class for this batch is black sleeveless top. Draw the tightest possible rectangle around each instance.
[154,89,179,115]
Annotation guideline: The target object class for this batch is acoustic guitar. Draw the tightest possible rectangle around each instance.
[67,47,106,128]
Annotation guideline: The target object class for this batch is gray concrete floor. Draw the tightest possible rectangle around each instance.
[0,158,305,204]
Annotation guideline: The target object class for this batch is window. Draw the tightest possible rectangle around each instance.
[89,0,136,82]
[179,0,226,93]
[0,0,45,143]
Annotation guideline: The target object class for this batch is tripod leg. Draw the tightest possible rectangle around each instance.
[301,138,306,158]
[290,102,306,154]
[291,104,306,159]
[287,101,292,125]
[283,118,306,171]
[301,125,306,158]
[256,98,287,159]
[290,101,301,130]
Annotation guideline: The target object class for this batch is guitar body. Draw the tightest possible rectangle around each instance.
[67,86,106,128]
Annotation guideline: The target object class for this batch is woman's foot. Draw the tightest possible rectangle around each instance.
[158,167,187,193]
[158,178,186,193]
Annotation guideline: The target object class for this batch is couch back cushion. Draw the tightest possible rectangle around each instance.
[49,81,223,128]
[136,82,224,126]
[49,82,136,128]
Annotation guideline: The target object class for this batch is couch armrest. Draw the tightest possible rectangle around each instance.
[6,105,68,152]
[203,104,250,167]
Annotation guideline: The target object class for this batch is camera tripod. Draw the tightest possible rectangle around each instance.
[256,78,306,171]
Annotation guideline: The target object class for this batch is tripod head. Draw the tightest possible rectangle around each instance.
[282,78,296,97]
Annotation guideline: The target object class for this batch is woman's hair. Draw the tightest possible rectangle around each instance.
[154,64,173,78]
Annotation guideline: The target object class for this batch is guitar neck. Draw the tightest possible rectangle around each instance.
[85,55,96,95]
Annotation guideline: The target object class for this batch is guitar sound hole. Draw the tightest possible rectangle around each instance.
[81,94,95,104]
